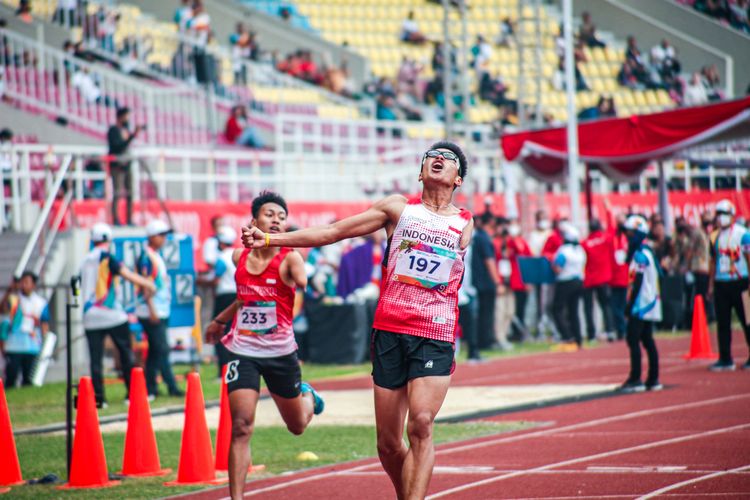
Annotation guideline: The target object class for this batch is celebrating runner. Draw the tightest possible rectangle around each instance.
[242,141,472,500]
[205,191,324,500]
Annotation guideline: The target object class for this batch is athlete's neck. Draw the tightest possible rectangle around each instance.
[253,246,279,260]
[421,189,456,215]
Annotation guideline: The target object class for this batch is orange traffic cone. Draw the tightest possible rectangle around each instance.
[214,365,265,474]
[0,379,23,487]
[684,295,718,360]
[58,377,120,489]
[165,372,227,486]
[120,368,171,477]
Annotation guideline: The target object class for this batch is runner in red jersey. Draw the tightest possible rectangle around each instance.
[205,192,324,500]
[242,142,473,500]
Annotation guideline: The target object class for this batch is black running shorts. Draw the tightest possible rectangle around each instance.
[371,329,455,389]
[224,350,301,398]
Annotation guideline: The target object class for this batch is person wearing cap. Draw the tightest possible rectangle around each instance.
[551,223,586,349]
[210,226,237,377]
[79,222,156,407]
[0,271,49,387]
[620,215,662,393]
[708,200,750,371]
[137,219,184,397]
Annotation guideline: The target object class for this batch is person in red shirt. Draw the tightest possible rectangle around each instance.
[224,105,263,148]
[506,221,533,342]
[582,218,615,342]
[609,214,630,340]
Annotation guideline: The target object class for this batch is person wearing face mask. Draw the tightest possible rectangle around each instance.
[609,214,630,341]
[620,215,662,393]
[582,218,615,342]
[551,224,586,349]
[708,200,750,371]
[506,221,532,342]
[493,217,514,350]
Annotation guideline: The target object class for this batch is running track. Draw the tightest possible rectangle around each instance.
[178,333,750,499]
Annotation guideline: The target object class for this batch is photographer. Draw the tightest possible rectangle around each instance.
[107,107,145,226]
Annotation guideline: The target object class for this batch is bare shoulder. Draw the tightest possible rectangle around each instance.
[282,249,305,266]
[373,194,408,220]
[231,248,244,265]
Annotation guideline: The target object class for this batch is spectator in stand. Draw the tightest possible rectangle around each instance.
[186,1,211,47]
[707,199,750,371]
[71,65,101,104]
[610,214,630,341]
[229,23,252,84]
[401,10,428,45]
[701,64,724,101]
[298,50,322,85]
[0,129,12,212]
[684,72,710,106]
[174,0,193,32]
[323,61,353,98]
[397,56,423,103]
[582,218,615,342]
[578,95,616,120]
[579,11,606,48]
[650,39,677,72]
[137,220,184,398]
[695,0,729,19]
[479,72,509,107]
[224,105,264,149]
[506,220,532,342]
[15,1,32,23]
[729,0,750,33]
[79,223,156,406]
[472,212,501,349]
[0,271,49,388]
[619,215,662,393]
[650,39,681,94]
[496,17,515,47]
[552,224,586,349]
[53,0,80,27]
[553,58,588,92]
[493,217,515,350]
[376,93,402,121]
[471,35,493,80]
[107,107,144,226]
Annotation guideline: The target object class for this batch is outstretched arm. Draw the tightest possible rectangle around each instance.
[242,195,406,249]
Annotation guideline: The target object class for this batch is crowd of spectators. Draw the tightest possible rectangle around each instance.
[679,0,750,34]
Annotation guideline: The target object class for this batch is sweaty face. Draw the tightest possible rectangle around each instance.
[253,203,287,234]
[420,149,461,188]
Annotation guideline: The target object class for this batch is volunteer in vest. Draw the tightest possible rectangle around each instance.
[205,192,324,500]
[708,199,750,371]
[609,214,630,341]
[581,218,615,342]
[1,271,49,387]
[137,219,184,398]
[620,215,662,393]
[209,226,238,377]
[79,223,155,407]
[551,224,586,349]
[241,142,472,500]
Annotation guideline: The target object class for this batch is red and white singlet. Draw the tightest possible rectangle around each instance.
[222,248,297,358]
[372,198,472,343]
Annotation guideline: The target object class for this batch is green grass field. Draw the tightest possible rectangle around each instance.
[9,421,532,499]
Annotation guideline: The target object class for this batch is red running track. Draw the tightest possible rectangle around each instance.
[176,332,750,500]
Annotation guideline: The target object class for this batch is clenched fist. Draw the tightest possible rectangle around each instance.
[241,226,267,249]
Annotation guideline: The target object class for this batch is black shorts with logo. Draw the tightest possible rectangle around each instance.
[224,350,301,398]
[371,329,455,389]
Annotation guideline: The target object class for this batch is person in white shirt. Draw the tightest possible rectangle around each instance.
[186,1,211,47]
[620,215,662,393]
[174,0,193,32]
[551,224,586,348]
[209,226,237,377]
[683,72,709,106]
[650,39,675,69]
[202,215,226,269]
[72,66,101,103]
[79,223,155,407]
[400,10,427,44]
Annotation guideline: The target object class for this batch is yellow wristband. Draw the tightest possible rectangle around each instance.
[265,233,271,248]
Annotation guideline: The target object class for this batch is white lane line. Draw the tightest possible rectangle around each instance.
[233,393,749,498]
[636,463,750,500]
[426,423,750,499]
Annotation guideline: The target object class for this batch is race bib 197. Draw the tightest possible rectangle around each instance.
[237,301,277,336]
[393,241,456,292]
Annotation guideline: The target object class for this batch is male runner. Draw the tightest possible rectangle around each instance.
[205,191,324,500]
[242,142,472,500]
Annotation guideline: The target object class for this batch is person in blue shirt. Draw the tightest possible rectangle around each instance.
[708,199,750,371]
[471,212,502,349]
[551,224,586,348]
[620,215,662,393]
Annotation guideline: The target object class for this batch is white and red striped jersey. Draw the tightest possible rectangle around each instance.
[372,198,471,342]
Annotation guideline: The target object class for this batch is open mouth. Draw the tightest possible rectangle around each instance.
[431,160,445,172]
[268,226,281,233]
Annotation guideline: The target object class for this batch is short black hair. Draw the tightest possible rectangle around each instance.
[0,128,13,141]
[20,270,38,283]
[425,141,468,179]
[252,190,288,219]
[476,211,494,226]
[116,107,130,119]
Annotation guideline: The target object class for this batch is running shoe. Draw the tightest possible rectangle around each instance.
[645,381,663,392]
[300,382,325,415]
[708,361,736,372]
[618,381,646,393]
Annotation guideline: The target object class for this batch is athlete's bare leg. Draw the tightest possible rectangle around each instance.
[402,375,451,500]
[271,391,314,435]
[374,384,409,499]
[228,389,260,500]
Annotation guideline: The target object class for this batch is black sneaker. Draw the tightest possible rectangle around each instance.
[646,381,663,391]
[618,381,646,393]
[709,361,736,372]
[169,388,186,397]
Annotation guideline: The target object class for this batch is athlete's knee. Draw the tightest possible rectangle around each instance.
[377,432,404,457]
[407,411,435,442]
[285,418,307,436]
[231,416,254,442]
